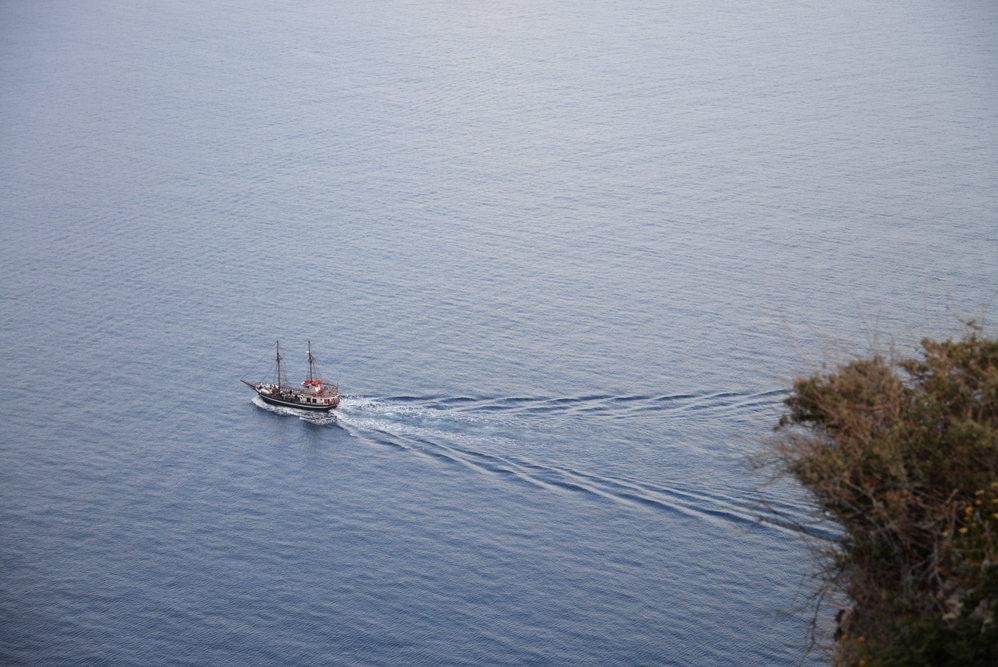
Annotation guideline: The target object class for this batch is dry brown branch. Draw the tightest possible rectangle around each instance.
[756,324,998,665]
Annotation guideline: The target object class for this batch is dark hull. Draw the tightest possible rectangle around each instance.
[257,391,339,411]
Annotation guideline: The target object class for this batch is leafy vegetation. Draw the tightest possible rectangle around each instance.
[761,324,998,665]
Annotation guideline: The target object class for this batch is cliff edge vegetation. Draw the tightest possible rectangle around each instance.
[760,323,998,666]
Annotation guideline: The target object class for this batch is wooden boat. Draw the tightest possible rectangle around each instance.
[242,341,340,411]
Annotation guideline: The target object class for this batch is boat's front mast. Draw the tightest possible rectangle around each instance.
[275,340,284,389]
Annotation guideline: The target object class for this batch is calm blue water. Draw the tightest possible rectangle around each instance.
[2,0,997,664]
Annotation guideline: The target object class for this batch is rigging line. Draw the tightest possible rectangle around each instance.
[240,349,270,383]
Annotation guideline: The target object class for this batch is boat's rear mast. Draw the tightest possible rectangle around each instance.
[307,340,315,385]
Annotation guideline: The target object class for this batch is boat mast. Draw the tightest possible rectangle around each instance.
[307,340,315,384]
[275,340,284,388]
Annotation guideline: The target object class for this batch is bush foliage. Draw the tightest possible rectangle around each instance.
[766,325,998,665]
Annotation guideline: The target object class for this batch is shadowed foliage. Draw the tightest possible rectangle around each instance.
[763,324,998,666]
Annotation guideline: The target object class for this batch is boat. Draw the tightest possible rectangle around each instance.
[242,340,340,411]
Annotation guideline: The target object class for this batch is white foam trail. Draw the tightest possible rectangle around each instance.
[253,392,819,536]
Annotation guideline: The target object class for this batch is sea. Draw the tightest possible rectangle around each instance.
[1,0,996,665]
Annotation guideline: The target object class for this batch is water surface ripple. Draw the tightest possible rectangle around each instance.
[2,0,996,664]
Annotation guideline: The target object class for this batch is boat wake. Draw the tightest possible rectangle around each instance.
[251,391,830,539]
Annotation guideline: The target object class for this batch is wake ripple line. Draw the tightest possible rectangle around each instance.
[333,414,801,535]
[369,390,786,419]
[252,393,819,536]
